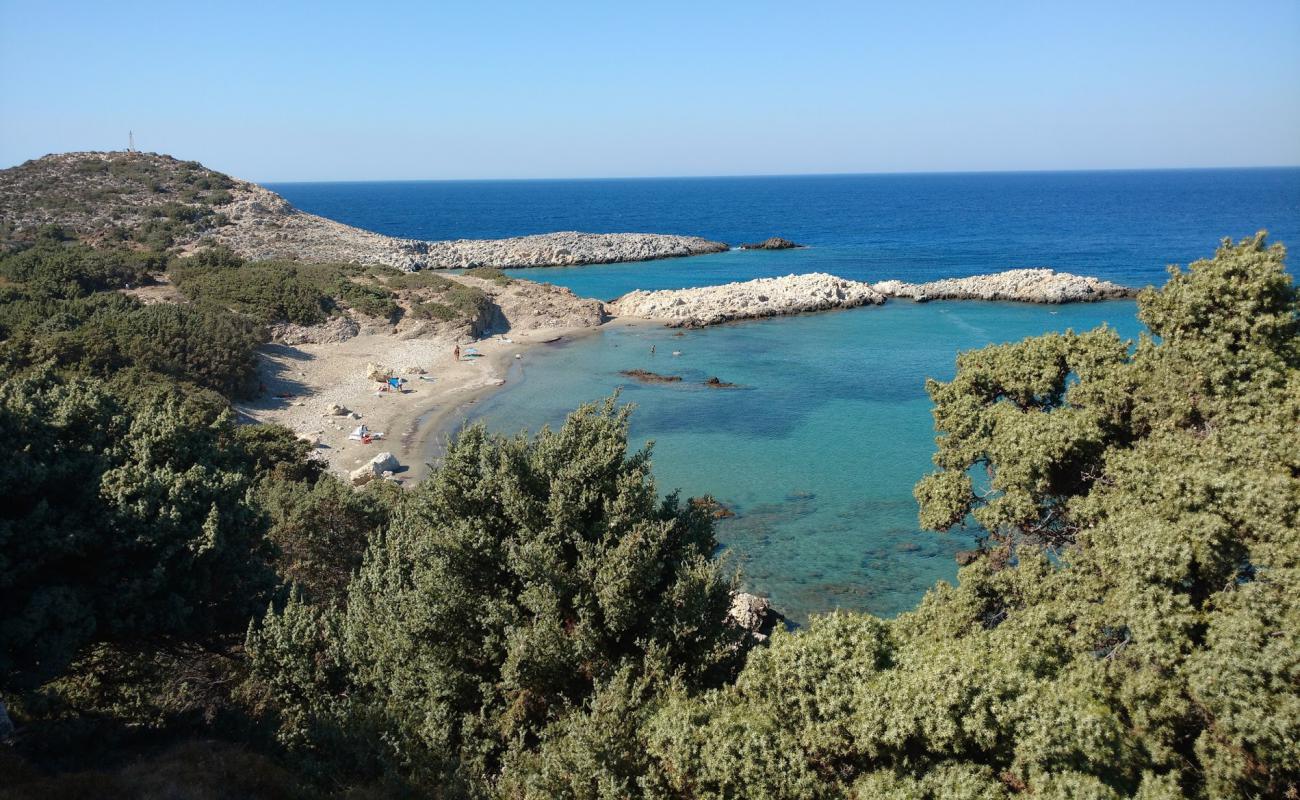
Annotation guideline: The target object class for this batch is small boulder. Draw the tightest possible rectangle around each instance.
[739,236,803,250]
[728,592,787,643]
[325,404,351,416]
[351,451,401,486]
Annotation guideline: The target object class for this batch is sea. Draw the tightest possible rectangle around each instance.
[269,168,1300,620]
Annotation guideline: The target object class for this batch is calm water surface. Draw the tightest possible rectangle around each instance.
[271,169,1299,620]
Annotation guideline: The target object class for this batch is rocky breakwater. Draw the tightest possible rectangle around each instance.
[608,272,886,327]
[216,184,729,271]
[872,268,1133,303]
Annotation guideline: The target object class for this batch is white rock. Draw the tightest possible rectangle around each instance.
[609,273,886,327]
[872,269,1132,303]
[350,451,401,486]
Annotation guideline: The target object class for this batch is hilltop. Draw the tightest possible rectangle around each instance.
[0,151,728,269]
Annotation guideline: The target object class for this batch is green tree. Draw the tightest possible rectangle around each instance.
[248,399,744,793]
[644,234,1300,799]
[0,368,286,691]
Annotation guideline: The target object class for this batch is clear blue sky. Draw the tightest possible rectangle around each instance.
[2,0,1298,181]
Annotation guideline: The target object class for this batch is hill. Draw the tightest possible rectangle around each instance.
[0,151,727,269]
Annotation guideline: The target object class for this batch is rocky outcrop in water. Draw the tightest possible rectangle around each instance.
[609,272,886,327]
[619,369,682,384]
[872,269,1133,303]
[609,269,1133,327]
[740,236,803,250]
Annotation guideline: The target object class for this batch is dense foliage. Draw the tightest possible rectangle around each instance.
[645,234,1299,799]
[246,400,744,792]
[0,230,162,297]
[169,250,488,326]
[2,233,1296,799]
[0,368,284,690]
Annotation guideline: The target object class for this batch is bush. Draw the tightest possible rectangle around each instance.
[247,399,744,791]
[645,234,1300,799]
[408,300,458,321]
[335,281,399,321]
[0,290,264,398]
[171,260,331,325]
[0,241,163,298]
[464,266,512,285]
[0,368,285,692]
[170,258,403,324]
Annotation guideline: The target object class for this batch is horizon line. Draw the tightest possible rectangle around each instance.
[259,163,1300,186]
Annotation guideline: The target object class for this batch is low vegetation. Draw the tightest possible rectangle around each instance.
[463,266,513,285]
[169,248,487,326]
[0,245,264,398]
[0,153,238,249]
[1,233,1295,799]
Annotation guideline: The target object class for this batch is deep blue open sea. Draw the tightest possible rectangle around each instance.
[271,169,1300,620]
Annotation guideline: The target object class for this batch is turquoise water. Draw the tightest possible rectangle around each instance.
[451,300,1144,620]
[269,169,1297,621]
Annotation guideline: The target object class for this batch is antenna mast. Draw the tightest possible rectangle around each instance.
[128,131,136,153]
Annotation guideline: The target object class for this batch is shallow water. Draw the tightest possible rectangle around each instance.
[451,300,1144,621]
[270,168,1298,621]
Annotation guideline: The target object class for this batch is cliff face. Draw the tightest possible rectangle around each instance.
[0,151,728,269]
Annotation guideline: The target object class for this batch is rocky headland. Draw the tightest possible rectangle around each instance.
[0,151,728,270]
[608,269,1133,327]
[608,272,887,327]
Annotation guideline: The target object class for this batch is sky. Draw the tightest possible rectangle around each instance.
[1,0,1298,181]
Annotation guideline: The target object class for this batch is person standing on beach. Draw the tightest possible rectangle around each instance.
[454,345,461,361]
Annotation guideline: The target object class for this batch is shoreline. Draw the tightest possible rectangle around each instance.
[238,267,1139,487]
[403,317,656,481]
[237,322,611,485]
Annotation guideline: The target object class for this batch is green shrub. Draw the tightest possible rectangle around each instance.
[382,270,454,291]
[0,290,263,398]
[335,281,398,321]
[408,300,458,321]
[0,241,163,298]
[247,399,744,791]
[0,368,285,692]
[172,260,330,325]
[644,234,1300,799]
[464,266,512,285]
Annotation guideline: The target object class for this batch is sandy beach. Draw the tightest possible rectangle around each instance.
[238,321,610,484]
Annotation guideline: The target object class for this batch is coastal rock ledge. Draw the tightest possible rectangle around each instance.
[608,272,886,327]
[873,268,1133,303]
[609,269,1132,326]
[0,152,729,271]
